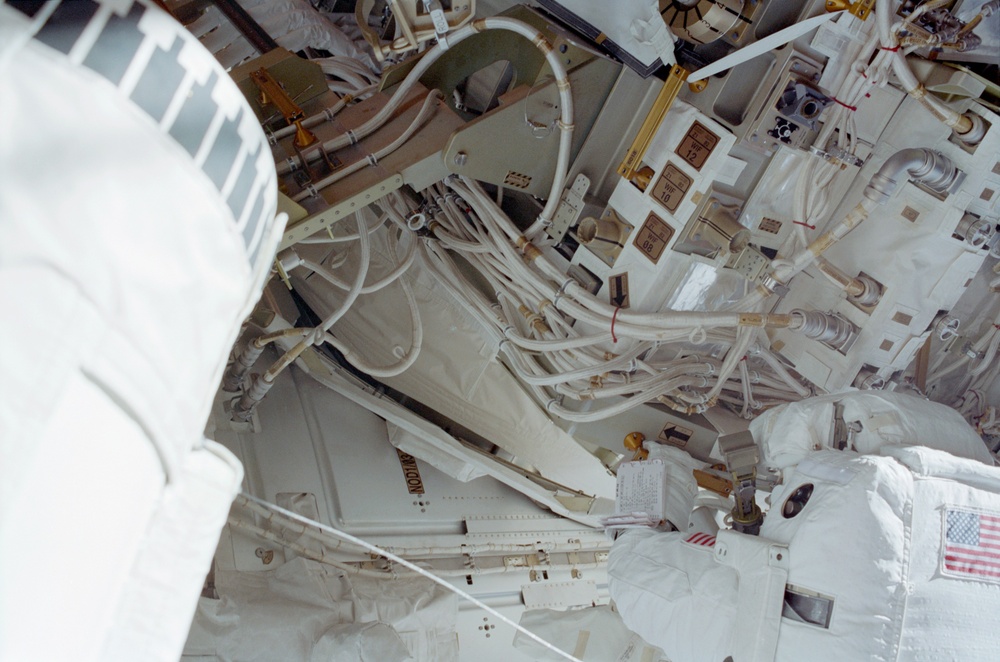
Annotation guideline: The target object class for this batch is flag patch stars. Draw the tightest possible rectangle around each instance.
[942,508,1000,583]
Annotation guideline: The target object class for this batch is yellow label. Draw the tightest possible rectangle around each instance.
[396,449,425,494]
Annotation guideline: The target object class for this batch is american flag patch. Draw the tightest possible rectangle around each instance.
[685,532,716,547]
[941,508,1000,582]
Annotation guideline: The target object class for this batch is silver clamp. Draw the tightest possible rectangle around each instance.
[759,274,790,298]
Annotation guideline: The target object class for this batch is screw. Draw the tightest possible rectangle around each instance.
[454,152,468,167]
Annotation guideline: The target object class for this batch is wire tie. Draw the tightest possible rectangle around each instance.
[306,184,319,198]
[346,129,358,145]
[611,306,621,343]
[833,97,857,112]
[366,153,379,167]
[286,157,298,172]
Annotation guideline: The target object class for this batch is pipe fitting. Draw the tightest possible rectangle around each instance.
[863,148,962,204]
[790,310,857,350]
[231,373,275,421]
[848,274,882,307]
[222,341,266,392]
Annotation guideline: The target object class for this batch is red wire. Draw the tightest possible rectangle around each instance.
[611,306,621,343]
[881,45,900,52]
[792,221,817,230]
[833,97,857,112]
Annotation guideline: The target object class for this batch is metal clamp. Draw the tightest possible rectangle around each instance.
[718,431,764,535]
[759,274,790,298]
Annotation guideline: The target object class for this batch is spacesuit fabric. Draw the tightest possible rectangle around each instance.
[609,444,1000,661]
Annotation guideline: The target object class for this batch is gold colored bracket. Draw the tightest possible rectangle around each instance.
[617,65,688,181]
[249,67,305,124]
[825,0,875,20]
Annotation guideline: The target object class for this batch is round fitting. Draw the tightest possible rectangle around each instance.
[956,113,987,147]
[695,200,749,253]
[854,369,885,391]
[955,213,994,249]
[667,0,747,44]
[688,79,709,93]
[848,275,882,307]
[933,313,961,342]
[798,98,822,120]
[578,216,624,247]
[407,212,427,231]
[632,165,656,191]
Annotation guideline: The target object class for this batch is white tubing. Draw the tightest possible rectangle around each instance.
[300,228,416,294]
[316,212,372,333]
[281,17,574,239]
[271,84,378,141]
[753,346,811,398]
[875,0,972,133]
[292,90,443,202]
[238,493,584,662]
[320,272,422,378]
[971,328,1000,378]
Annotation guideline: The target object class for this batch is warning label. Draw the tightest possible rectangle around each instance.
[651,163,693,213]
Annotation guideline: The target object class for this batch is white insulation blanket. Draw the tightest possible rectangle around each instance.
[292,243,617,501]
[183,557,459,661]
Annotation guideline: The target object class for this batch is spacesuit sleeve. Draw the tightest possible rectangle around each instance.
[749,391,994,472]
[607,528,738,662]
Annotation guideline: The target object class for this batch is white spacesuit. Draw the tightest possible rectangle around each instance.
[608,392,1000,662]
[0,2,283,660]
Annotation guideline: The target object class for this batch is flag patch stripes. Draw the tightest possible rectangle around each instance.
[942,507,1000,583]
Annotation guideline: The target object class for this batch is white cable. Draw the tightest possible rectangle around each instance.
[239,493,584,662]
[319,212,371,333]
[292,90,443,202]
